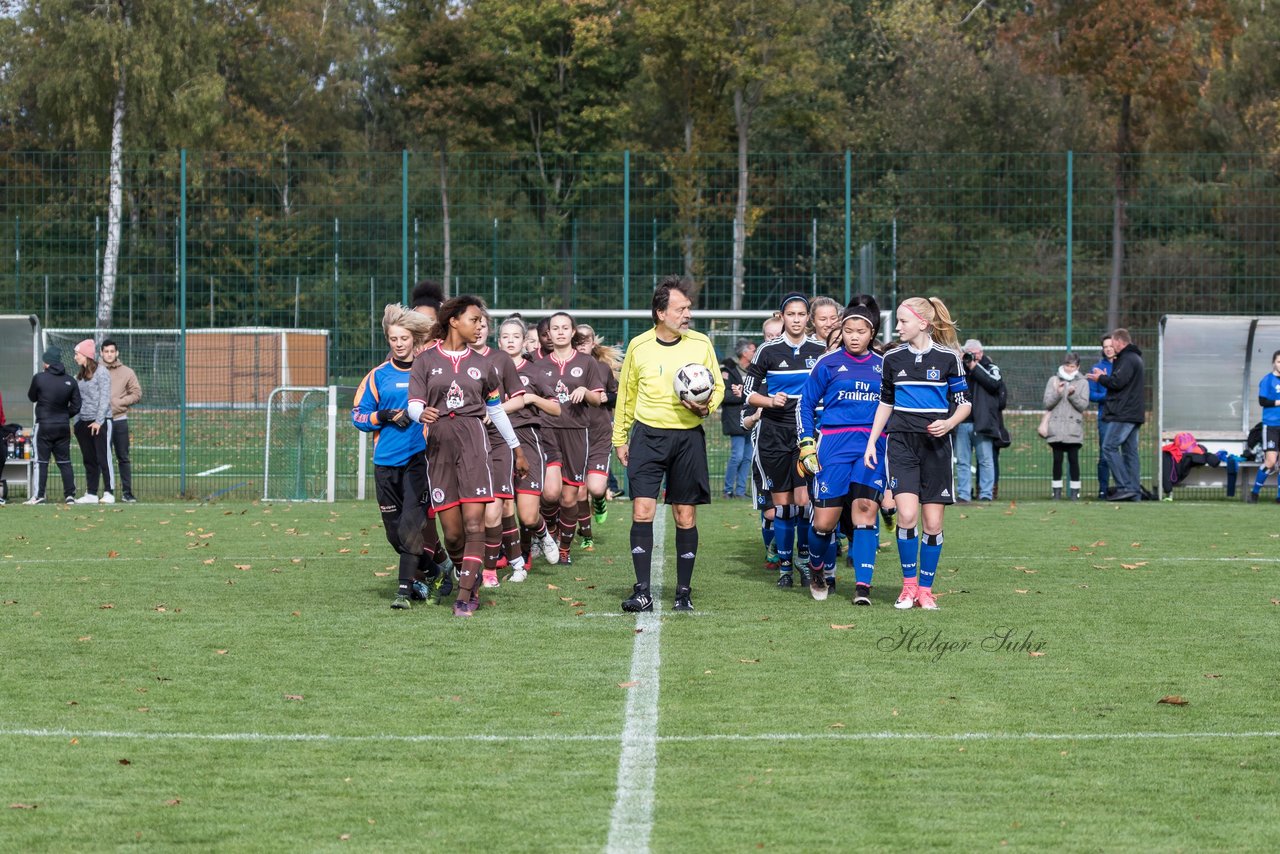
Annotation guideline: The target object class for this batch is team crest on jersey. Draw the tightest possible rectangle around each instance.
[431,488,445,504]
[520,375,530,386]
[467,366,482,380]
[570,366,583,377]
[819,482,829,493]
[555,380,571,403]
[446,380,465,410]
[874,364,882,374]
[806,358,816,369]
[927,368,940,380]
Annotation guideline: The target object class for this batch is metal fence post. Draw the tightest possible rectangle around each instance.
[844,150,852,303]
[623,149,631,344]
[178,149,188,498]
[13,216,19,311]
[401,149,409,304]
[1066,150,1074,351]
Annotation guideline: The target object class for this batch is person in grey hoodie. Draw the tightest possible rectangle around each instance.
[72,339,114,504]
[1042,353,1090,499]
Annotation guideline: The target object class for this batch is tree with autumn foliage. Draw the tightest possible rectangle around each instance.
[1005,0,1238,331]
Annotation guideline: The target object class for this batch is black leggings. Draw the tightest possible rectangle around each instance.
[1049,442,1081,481]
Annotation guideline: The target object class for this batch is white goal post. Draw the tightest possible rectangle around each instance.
[263,385,367,503]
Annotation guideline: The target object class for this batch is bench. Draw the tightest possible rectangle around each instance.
[1159,430,1262,498]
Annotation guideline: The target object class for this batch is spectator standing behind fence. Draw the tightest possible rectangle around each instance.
[1087,328,1145,502]
[953,339,1006,502]
[72,340,114,504]
[100,339,141,503]
[1088,335,1115,498]
[26,347,80,504]
[1246,349,1280,504]
[1042,353,1089,500]
[720,338,754,499]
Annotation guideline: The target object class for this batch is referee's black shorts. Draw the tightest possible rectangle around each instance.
[626,421,711,506]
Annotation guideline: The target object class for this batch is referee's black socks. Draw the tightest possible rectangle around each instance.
[630,521,654,588]
[675,526,698,589]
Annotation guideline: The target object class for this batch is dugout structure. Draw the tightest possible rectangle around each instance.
[1157,315,1280,498]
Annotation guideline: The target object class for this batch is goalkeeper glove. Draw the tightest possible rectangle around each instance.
[798,436,820,475]
[377,409,411,428]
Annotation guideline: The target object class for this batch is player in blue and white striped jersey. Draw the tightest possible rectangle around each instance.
[744,292,827,589]
[865,297,970,611]
[797,304,886,604]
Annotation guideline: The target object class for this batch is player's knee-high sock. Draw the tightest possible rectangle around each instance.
[808,524,834,574]
[896,526,918,581]
[484,524,502,570]
[675,526,698,589]
[457,529,484,600]
[853,524,878,586]
[558,503,578,553]
[760,512,774,550]
[630,520,654,588]
[773,505,795,575]
[541,499,559,538]
[1253,466,1272,495]
[919,531,943,590]
[519,522,534,562]
[501,513,524,570]
[577,497,593,539]
[796,503,812,561]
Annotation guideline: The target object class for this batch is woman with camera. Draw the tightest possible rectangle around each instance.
[1040,353,1090,500]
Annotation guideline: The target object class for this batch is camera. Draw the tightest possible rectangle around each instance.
[962,352,975,366]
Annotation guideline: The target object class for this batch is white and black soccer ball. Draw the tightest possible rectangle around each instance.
[673,363,714,405]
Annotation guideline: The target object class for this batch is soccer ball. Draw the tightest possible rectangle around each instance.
[673,363,714,405]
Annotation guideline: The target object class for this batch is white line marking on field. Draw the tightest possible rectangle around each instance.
[195,464,232,477]
[605,512,664,854]
[1,726,1275,746]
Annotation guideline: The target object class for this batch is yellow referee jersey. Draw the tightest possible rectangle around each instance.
[612,327,725,446]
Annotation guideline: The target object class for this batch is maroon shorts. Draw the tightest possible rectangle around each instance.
[548,427,589,486]
[586,423,612,476]
[515,425,550,496]
[540,424,563,467]
[486,425,515,499]
[424,417,495,511]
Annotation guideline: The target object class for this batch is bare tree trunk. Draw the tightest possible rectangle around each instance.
[281,138,292,219]
[96,69,126,338]
[682,115,696,282]
[732,87,749,313]
[438,135,452,296]
[1107,94,1132,333]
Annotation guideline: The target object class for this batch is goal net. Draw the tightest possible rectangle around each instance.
[263,385,366,502]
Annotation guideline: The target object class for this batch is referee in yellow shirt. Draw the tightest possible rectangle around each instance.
[613,276,724,612]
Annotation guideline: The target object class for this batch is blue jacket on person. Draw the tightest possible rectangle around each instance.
[1088,356,1111,411]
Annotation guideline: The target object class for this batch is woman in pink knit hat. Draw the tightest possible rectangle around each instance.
[72,339,115,504]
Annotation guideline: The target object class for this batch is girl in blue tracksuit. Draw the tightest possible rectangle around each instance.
[1248,349,1280,502]
[797,305,886,605]
[352,304,434,609]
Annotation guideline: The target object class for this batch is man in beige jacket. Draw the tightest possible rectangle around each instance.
[101,339,142,502]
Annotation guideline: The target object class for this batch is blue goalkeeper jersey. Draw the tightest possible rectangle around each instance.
[798,349,883,441]
[352,359,426,467]
[1261,372,1280,427]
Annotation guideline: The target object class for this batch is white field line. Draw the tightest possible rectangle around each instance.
[195,464,233,477]
[1,726,1276,746]
[605,512,665,854]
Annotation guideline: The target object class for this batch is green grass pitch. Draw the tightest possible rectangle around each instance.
[2,498,1278,850]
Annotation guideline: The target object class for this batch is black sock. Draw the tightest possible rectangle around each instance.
[630,521,654,588]
[675,526,698,589]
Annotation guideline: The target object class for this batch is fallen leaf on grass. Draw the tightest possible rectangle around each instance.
[9,803,37,810]
[99,603,114,610]
[118,759,131,766]
[618,681,638,688]
[1068,545,1080,552]
[1130,542,1142,548]
[215,650,228,655]
[291,611,301,617]
[136,707,149,713]
[153,605,167,612]
[829,722,845,729]
[1090,540,1107,547]
[77,635,92,642]
[1014,589,1029,594]
[1158,696,1189,706]
[1204,673,1221,679]
[164,799,181,807]
[547,584,559,590]
[738,658,760,664]
[1270,599,1280,606]
[3,600,16,605]
[339,834,351,841]
[234,564,251,571]
[373,572,389,578]
[107,550,119,558]
[284,694,304,701]
[202,559,215,565]
[1029,651,1046,658]
[830,624,856,630]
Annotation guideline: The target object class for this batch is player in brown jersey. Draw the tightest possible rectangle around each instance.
[408,296,529,617]
[538,311,606,565]
[575,323,620,549]
[497,316,563,579]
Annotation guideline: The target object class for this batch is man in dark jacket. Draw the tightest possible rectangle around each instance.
[27,346,81,504]
[1088,328,1145,501]
[1087,335,1115,498]
[720,338,755,498]
[955,339,1007,501]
